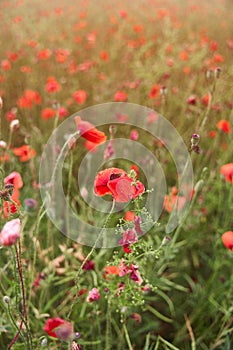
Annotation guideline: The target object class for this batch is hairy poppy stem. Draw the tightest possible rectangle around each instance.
[8,240,33,350]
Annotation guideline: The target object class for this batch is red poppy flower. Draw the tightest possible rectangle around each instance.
[114,91,127,102]
[124,211,135,221]
[4,172,23,189]
[18,90,41,109]
[94,168,126,197]
[222,231,233,251]
[164,186,186,213]
[1,59,11,71]
[149,84,160,99]
[4,199,20,218]
[37,48,51,60]
[74,116,107,144]
[220,163,233,183]
[54,49,70,63]
[43,318,74,340]
[46,77,61,93]
[73,90,87,104]
[104,266,119,275]
[94,167,145,202]
[41,108,56,120]
[13,145,36,162]
[216,119,231,133]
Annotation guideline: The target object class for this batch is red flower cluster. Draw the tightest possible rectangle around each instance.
[94,167,145,202]
[17,89,41,109]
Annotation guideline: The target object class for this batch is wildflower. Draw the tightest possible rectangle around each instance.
[58,106,68,118]
[186,95,197,105]
[134,216,143,235]
[130,313,142,323]
[43,318,75,341]
[129,264,143,285]
[100,51,109,61]
[82,259,95,270]
[37,49,51,60]
[149,84,160,99]
[216,119,231,133]
[33,272,46,289]
[124,211,135,221]
[130,129,139,140]
[114,91,127,102]
[6,108,17,122]
[1,59,11,71]
[104,266,119,275]
[54,49,70,63]
[164,186,186,213]
[201,93,211,106]
[87,288,100,302]
[4,172,23,189]
[119,230,138,246]
[73,90,87,104]
[24,198,37,212]
[74,116,107,144]
[0,219,20,246]
[222,231,233,251]
[17,90,41,109]
[13,145,36,162]
[220,163,233,183]
[118,260,130,277]
[41,107,56,120]
[45,77,61,93]
[94,167,145,202]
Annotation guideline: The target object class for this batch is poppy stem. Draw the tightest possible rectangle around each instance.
[68,201,116,320]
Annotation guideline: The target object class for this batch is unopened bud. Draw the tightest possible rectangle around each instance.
[160,85,167,96]
[3,295,10,304]
[215,67,222,79]
[0,140,7,149]
[10,119,20,131]
[109,125,116,137]
[0,97,3,109]
[194,179,205,194]
[162,236,171,246]
[206,69,213,79]
[41,338,47,347]
[191,133,200,148]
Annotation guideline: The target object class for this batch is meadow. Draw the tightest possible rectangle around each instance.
[0,0,233,349]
